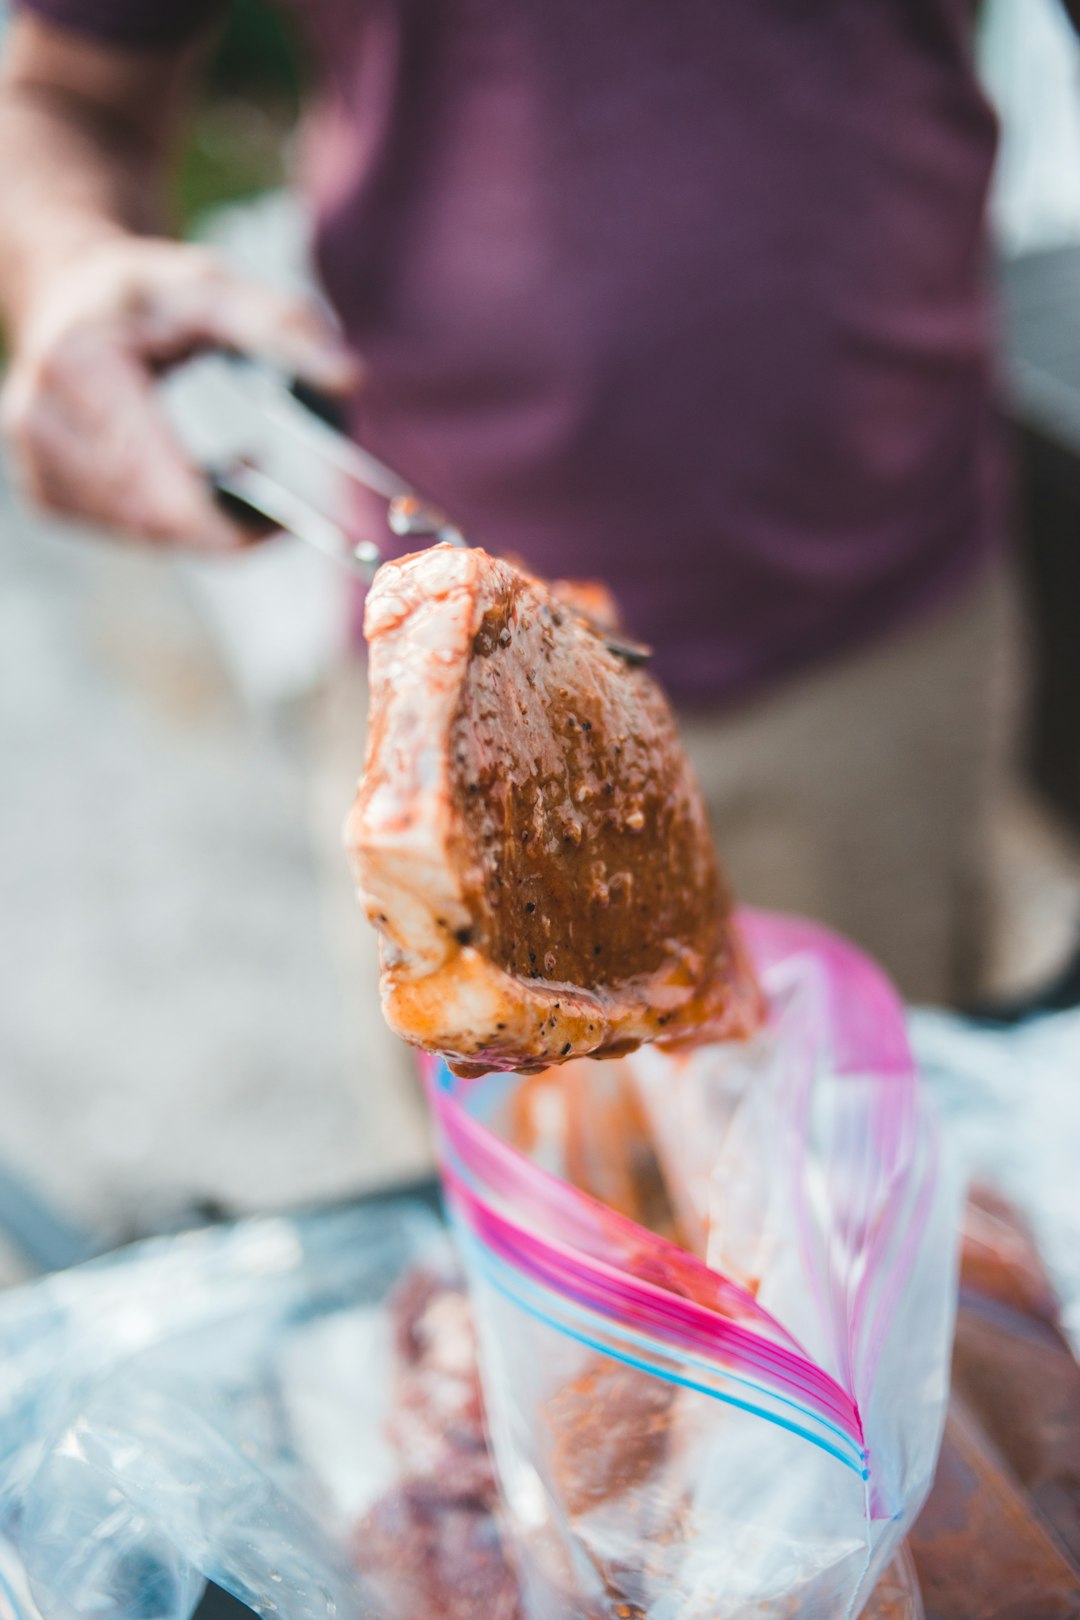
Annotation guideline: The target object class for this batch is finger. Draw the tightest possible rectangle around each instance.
[22,408,247,550]
[130,251,361,394]
[6,347,251,551]
[210,278,361,393]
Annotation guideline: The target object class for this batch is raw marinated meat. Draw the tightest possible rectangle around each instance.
[507,1060,682,1241]
[910,1192,1080,1619]
[386,1265,496,1502]
[545,1356,676,1519]
[345,545,762,1077]
[353,1483,524,1620]
[909,1399,1080,1619]
[354,1266,524,1617]
[861,1547,925,1619]
[953,1191,1080,1573]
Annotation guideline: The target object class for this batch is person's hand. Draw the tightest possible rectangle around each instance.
[0,235,358,549]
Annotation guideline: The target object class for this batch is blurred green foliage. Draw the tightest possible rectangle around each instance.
[206,0,308,101]
[177,0,310,226]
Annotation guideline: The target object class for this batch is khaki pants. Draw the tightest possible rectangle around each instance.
[680,563,1019,1006]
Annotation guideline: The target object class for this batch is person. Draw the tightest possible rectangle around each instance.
[0,0,1061,1004]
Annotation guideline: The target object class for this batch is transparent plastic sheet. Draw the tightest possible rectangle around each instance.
[860,1545,924,1620]
[910,1003,1080,1358]
[0,1205,456,1620]
[430,910,959,1619]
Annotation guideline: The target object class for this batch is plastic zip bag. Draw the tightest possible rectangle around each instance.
[0,1186,933,1620]
[428,910,959,1619]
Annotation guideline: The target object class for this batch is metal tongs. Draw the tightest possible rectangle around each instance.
[160,352,466,580]
[160,353,650,662]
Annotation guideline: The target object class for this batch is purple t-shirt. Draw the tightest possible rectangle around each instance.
[22,0,1011,704]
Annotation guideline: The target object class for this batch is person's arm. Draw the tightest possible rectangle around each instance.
[0,13,355,548]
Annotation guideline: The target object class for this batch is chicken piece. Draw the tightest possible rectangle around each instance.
[344,545,762,1077]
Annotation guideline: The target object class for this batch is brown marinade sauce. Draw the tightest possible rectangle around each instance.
[448,581,727,1000]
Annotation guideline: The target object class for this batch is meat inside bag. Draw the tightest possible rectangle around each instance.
[426,909,958,1619]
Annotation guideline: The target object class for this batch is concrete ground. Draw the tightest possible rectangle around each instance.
[0,468,432,1275]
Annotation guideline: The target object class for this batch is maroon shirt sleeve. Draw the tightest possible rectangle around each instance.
[12,0,223,50]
